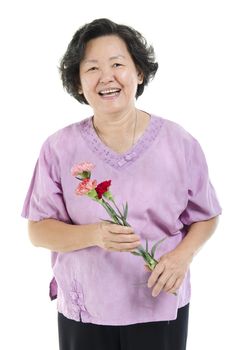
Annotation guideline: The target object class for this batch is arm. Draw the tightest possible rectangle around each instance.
[147,216,219,296]
[28,219,141,253]
[28,219,100,253]
[174,215,219,260]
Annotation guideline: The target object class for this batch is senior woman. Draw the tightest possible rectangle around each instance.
[22,18,221,350]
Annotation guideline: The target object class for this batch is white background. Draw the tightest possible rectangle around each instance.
[0,0,231,349]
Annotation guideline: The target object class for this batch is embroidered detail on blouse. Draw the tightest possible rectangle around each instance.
[80,115,164,169]
[70,279,91,321]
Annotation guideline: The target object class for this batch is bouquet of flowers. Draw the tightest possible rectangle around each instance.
[71,161,166,272]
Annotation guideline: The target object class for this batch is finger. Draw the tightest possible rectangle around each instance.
[110,233,140,243]
[110,225,134,234]
[147,262,165,288]
[168,278,182,294]
[122,242,141,252]
[144,264,152,272]
[151,271,172,297]
[109,240,141,252]
[163,275,177,293]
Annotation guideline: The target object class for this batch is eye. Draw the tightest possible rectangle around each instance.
[113,63,123,68]
[87,66,98,72]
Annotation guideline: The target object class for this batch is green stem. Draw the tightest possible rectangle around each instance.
[111,199,130,226]
[141,251,158,270]
[101,198,122,225]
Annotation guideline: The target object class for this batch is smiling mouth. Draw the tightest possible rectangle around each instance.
[98,88,121,97]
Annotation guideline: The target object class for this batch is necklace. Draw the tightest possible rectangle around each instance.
[93,110,138,150]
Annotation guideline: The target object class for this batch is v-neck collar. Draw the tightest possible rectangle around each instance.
[80,114,164,169]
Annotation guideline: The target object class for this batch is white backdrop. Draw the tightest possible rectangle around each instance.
[0,0,231,349]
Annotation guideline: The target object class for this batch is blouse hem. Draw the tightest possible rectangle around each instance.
[57,298,190,326]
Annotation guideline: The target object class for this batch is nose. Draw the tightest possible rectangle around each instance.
[99,67,115,84]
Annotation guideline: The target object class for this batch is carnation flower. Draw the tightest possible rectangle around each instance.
[71,162,95,178]
[75,178,97,195]
[95,180,111,199]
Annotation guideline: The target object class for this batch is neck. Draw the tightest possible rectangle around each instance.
[92,108,138,137]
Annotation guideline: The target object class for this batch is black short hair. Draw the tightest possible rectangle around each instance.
[59,18,158,104]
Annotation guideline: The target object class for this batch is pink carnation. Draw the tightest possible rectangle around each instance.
[71,162,95,177]
[75,178,97,195]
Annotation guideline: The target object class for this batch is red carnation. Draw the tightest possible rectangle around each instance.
[95,180,111,199]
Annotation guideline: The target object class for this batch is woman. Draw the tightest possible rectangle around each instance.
[22,18,221,350]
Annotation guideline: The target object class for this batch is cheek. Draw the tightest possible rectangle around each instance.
[120,71,139,94]
[80,77,97,96]
[119,70,134,82]
[80,77,91,89]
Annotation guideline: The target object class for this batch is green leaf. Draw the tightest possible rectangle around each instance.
[131,251,143,256]
[151,237,167,258]
[137,250,147,260]
[111,200,126,224]
[146,239,148,253]
[137,246,145,254]
[101,202,121,225]
[103,201,125,226]
[114,212,125,220]
[124,202,128,220]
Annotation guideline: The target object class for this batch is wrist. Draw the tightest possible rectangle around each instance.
[90,222,101,247]
[174,241,195,264]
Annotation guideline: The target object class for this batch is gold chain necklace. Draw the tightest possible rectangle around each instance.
[93,110,138,149]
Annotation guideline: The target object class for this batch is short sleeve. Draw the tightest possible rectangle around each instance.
[180,138,222,226]
[21,138,71,222]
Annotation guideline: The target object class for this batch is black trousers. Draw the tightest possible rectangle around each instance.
[58,303,189,350]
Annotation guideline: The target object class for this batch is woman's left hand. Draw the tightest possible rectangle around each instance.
[147,248,193,297]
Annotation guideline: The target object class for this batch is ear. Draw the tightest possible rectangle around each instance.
[137,71,144,85]
[77,82,83,94]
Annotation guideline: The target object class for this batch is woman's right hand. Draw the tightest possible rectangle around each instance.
[96,222,141,252]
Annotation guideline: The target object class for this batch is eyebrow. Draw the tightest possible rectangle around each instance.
[83,55,126,64]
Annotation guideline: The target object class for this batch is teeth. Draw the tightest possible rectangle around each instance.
[99,88,120,95]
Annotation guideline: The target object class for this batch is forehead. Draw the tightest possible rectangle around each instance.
[82,35,131,61]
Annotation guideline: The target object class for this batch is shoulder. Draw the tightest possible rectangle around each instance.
[151,114,202,163]
[157,116,196,142]
[47,116,90,145]
[41,116,91,153]
[152,114,199,147]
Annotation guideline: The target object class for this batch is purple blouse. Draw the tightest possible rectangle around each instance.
[21,114,221,325]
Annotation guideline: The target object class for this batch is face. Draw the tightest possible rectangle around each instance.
[79,35,143,116]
